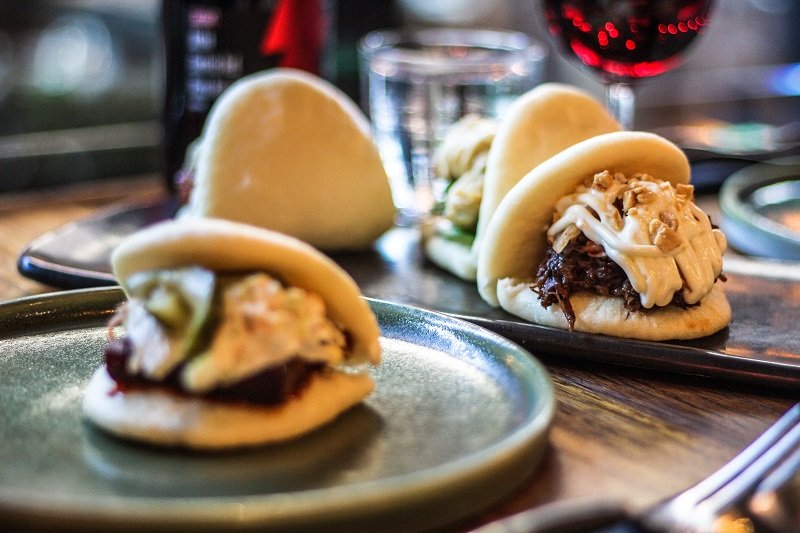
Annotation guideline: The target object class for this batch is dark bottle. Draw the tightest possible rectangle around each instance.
[161,0,329,190]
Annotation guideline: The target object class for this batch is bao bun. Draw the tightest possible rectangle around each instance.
[181,69,395,251]
[474,83,621,254]
[83,218,380,449]
[83,365,373,449]
[477,131,730,341]
[423,83,620,280]
[112,219,380,363]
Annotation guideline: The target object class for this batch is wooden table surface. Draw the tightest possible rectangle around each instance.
[0,175,796,531]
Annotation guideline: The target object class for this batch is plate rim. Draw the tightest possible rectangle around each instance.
[720,157,800,258]
[0,288,555,531]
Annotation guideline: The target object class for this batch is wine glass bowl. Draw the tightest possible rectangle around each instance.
[541,0,714,129]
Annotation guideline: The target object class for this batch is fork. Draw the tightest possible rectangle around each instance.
[472,403,800,533]
[641,402,800,532]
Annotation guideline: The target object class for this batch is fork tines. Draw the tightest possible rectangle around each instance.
[642,403,800,532]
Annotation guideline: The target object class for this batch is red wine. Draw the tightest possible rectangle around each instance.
[543,0,713,82]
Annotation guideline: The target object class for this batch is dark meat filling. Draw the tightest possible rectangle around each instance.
[531,233,701,330]
[104,337,324,406]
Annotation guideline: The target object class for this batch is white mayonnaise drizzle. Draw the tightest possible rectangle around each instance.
[547,172,726,308]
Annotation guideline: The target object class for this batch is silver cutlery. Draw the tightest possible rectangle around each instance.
[472,403,800,533]
[747,439,800,531]
[643,403,800,532]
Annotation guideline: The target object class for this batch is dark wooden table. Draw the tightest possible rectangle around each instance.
[0,175,796,530]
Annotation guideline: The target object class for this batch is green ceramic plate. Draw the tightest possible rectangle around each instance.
[720,157,800,260]
[0,288,554,532]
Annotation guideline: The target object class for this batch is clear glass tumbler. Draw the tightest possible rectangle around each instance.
[359,28,546,225]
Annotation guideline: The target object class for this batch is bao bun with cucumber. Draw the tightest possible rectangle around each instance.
[82,218,381,449]
[422,83,621,281]
[477,131,730,341]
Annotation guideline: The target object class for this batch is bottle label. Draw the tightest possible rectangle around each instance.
[164,0,325,187]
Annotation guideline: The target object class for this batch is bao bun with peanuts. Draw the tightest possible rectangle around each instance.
[83,218,381,449]
[422,83,621,281]
[178,68,395,251]
[477,131,730,341]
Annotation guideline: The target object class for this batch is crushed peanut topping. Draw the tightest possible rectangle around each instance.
[676,183,695,201]
[548,171,726,308]
[623,189,636,212]
[592,170,615,190]
[632,185,655,205]
[649,218,681,252]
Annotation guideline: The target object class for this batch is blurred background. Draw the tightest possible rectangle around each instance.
[0,0,798,193]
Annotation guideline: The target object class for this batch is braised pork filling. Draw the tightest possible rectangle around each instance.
[531,170,727,330]
[532,232,704,330]
[104,338,324,405]
[104,338,323,406]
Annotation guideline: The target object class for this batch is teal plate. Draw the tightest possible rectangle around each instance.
[0,288,554,532]
[720,157,800,260]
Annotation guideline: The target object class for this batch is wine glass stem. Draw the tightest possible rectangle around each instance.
[606,82,635,130]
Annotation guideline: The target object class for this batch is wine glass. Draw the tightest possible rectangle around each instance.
[540,0,714,129]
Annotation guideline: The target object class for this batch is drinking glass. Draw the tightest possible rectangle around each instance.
[540,0,714,129]
[359,28,546,224]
